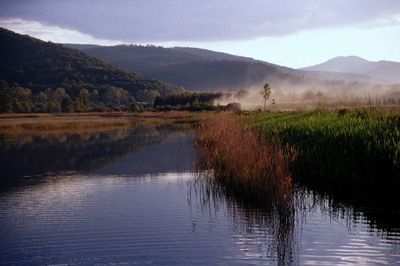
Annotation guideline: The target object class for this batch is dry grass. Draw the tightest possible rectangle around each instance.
[0,117,133,138]
[195,113,293,209]
[0,111,209,137]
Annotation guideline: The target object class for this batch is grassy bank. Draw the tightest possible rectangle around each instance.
[0,111,204,136]
[247,109,400,199]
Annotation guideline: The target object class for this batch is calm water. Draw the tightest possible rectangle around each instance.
[0,125,400,265]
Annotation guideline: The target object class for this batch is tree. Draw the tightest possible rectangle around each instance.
[0,93,14,113]
[54,87,67,103]
[261,83,271,111]
[128,102,143,113]
[46,101,61,112]
[61,97,75,112]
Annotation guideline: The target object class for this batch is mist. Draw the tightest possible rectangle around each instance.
[214,80,400,110]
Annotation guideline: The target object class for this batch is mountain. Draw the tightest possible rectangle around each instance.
[302,56,400,84]
[62,44,311,91]
[64,44,380,91]
[0,28,183,103]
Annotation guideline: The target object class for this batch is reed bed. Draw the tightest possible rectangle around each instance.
[0,111,206,136]
[0,117,135,138]
[195,113,293,209]
[247,109,400,198]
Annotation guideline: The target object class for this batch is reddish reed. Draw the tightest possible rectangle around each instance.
[195,113,293,209]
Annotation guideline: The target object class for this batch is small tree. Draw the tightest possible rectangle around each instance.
[261,83,271,111]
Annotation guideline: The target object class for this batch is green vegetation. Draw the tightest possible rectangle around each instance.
[67,44,285,91]
[0,28,183,113]
[153,92,225,111]
[247,109,400,197]
[0,84,133,113]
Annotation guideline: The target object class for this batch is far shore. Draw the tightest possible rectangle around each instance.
[0,111,207,136]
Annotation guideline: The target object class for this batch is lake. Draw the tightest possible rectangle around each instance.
[0,124,399,265]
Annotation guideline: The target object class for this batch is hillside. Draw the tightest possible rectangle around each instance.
[64,44,379,91]
[63,44,305,90]
[302,56,400,84]
[0,28,183,104]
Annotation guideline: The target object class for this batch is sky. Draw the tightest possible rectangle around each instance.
[0,0,399,68]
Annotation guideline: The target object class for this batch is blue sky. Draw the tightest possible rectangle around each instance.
[1,0,399,68]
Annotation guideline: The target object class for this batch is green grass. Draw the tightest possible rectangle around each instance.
[246,109,400,197]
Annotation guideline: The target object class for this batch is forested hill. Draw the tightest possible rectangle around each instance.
[63,44,298,91]
[0,28,183,112]
[66,43,380,92]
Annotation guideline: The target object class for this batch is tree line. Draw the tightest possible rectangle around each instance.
[0,81,136,113]
[0,81,238,113]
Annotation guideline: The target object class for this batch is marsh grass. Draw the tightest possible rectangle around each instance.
[0,117,134,137]
[195,113,294,210]
[0,111,205,137]
[247,108,400,200]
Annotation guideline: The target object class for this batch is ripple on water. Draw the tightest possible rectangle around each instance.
[0,172,400,265]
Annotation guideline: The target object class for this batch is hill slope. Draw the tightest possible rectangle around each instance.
[63,44,307,90]
[302,56,400,84]
[0,28,183,102]
[65,44,379,91]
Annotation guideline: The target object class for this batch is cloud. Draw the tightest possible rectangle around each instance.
[1,0,400,42]
[0,18,122,45]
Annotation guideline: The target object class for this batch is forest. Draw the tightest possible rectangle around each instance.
[0,27,184,112]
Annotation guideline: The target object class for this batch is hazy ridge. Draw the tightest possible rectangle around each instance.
[302,56,400,84]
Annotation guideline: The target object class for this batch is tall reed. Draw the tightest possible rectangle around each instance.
[195,113,293,210]
[247,109,400,199]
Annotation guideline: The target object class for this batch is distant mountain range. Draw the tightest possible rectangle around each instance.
[1,27,398,109]
[63,44,400,92]
[63,44,295,91]
[67,44,377,91]
[302,56,400,84]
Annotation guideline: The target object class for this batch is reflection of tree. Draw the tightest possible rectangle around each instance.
[0,124,189,183]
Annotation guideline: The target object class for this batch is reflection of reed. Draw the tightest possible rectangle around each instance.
[187,177,297,265]
[294,186,400,236]
[192,113,297,264]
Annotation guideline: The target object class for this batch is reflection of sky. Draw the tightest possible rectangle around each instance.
[0,172,275,265]
[1,129,399,264]
[1,170,399,265]
[299,205,399,265]
[92,133,195,176]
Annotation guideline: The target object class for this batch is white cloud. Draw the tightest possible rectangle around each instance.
[0,18,122,45]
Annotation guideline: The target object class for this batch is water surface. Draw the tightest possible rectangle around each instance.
[0,125,399,265]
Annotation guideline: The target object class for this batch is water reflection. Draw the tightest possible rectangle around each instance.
[0,124,193,190]
[188,174,298,264]
[0,126,400,265]
[188,177,400,265]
